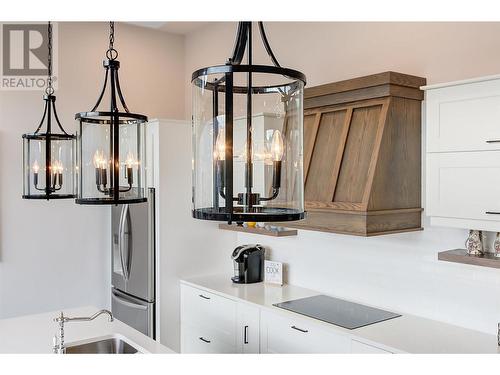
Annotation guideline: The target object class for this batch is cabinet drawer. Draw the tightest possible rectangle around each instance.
[351,340,392,354]
[181,324,236,354]
[181,284,237,336]
[426,151,500,229]
[426,80,500,152]
[260,310,351,354]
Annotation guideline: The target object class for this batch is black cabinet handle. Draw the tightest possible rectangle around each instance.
[199,337,211,343]
[199,294,211,300]
[244,325,249,344]
[486,140,500,143]
[291,325,308,333]
[485,211,500,215]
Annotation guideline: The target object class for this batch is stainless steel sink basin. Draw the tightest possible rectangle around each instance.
[66,337,139,354]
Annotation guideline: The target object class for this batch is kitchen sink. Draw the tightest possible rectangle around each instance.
[65,337,140,354]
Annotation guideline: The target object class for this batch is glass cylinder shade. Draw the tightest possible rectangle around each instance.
[192,65,305,222]
[22,134,75,199]
[75,113,147,205]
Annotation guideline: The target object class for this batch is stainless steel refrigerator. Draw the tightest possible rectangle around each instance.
[111,188,155,338]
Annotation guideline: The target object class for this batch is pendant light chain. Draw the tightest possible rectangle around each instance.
[106,21,118,60]
[45,21,54,96]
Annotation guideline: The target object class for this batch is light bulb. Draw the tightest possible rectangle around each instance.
[214,132,225,161]
[125,151,135,168]
[33,160,40,173]
[270,130,284,161]
[93,150,107,169]
[93,150,102,168]
[52,160,63,174]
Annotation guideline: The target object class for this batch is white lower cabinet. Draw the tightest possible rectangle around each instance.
[181,284,261,353]
[260,310,351,354]
[236,303,260,353]
[181,283,392,354]
[181,284,237,353]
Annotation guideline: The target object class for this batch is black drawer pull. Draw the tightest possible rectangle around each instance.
[199,337,211,343]
[244,325,249,344]
[485,211,500,215]
[291,325,308,333]
[486,140,500,143]
[199,294,211,300]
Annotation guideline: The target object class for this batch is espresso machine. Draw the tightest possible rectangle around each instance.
[231,244,265,284]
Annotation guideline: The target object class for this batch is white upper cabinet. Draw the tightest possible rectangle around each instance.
[423,75,500,231]
[425,76,500,152]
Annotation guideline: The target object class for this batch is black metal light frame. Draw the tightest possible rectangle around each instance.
[191,22,307,223]
[75,22,148,205]
[22,21,75,200]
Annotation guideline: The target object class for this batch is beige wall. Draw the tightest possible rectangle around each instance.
[0,22,185,319]
[185,22,500,117]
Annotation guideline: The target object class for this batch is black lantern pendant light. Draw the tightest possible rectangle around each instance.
[75,22,148,205]
[22,22,76,200]
[191,22,306,223]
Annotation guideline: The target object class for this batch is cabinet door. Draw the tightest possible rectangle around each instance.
[426,151,500,231]
[260,310,351,354]
[237,303,260,353]
[426,79,500,152]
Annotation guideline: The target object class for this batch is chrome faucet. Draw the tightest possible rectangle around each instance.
[52,309,114,354]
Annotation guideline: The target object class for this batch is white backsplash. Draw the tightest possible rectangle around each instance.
[237,218,500,336]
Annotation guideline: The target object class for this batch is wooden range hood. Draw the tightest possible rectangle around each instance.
[287,72,425,236]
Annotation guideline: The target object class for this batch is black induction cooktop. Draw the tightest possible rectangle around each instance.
[274,295,401,330]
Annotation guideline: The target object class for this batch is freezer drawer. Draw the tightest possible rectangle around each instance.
[112,189,155,301]
[112,289,155,338]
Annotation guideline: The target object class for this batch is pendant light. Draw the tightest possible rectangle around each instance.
[191,22,306,223]
[22,22,76,200]
[75,22,148,205]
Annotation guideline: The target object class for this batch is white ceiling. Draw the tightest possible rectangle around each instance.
[128,22,212,35]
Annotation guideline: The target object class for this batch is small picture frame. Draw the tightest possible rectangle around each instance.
[264,260,283,285]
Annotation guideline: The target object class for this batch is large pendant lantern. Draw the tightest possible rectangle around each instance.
[75,22,148,205]
[191,22,306,223]
[22,22,75,200]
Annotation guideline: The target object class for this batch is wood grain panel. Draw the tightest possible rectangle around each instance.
[304,85,423,109]
[305,71,427,99]
[286,208,422,236]
[304,110,347,202]
[438,249,500,269]
[333,105,382,204]
[303,113,321,181]
[367,97,422,211]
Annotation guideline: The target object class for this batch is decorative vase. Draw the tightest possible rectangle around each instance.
[494,233,500,258]
[465,230,484,256]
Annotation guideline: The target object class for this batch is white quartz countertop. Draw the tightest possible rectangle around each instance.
[0,306,173,354]
[181,274,500,354]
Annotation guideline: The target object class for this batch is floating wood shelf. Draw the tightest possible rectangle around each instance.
[438,249,500,269]
[218,224,297,237]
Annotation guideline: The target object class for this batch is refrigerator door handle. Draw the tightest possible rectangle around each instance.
[112,291,148,311]
[119,204,131,281]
